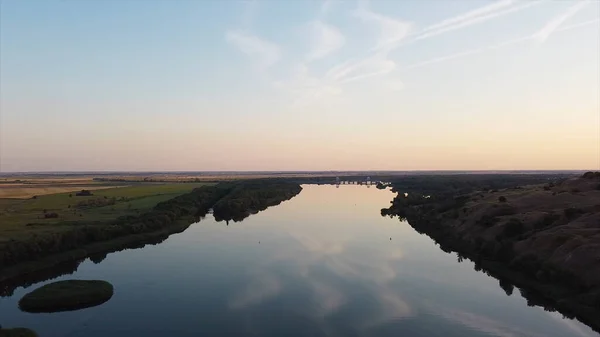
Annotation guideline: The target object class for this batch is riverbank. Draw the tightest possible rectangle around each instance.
[382,172,600,332]
[0,219,195,288]
[0,181,302,282]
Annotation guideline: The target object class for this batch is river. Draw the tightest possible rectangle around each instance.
[0,185,596,337]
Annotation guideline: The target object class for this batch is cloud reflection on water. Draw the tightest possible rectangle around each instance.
[223,185,595,337]
[225,187,414,334]
[229,272,282,309]
[431,307,547,337]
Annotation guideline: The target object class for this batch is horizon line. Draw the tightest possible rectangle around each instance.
[0,169,591,175]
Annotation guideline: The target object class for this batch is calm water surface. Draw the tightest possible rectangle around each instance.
[0,185,597,337]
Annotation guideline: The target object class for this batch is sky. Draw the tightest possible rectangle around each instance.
[0,0,599,172]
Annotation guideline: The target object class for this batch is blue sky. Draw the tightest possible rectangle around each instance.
[1,0,599,171]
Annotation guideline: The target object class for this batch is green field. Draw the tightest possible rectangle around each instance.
[0,183,212,236]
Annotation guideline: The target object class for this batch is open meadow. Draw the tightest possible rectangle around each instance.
[0,179,212,240]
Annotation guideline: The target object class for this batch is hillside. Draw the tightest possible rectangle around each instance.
[382,172,600,331]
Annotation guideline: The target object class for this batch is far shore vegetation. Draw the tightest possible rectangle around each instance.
[0,177,302,276]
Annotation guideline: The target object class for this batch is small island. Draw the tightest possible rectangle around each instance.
[19,280,114,313]
[0,327,38,337]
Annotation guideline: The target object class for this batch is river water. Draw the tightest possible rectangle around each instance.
[0,185,596,337]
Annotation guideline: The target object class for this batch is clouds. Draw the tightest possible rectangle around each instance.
[306,21,345,61]
[310,1,412,94]
[225,0,598,105]
[402,8,599,72]
[353,1,412,51]
[422,0,515,33]
[229,272,282,309]
[533,0,591,43]
[319,0,338,17]
[336,53,397,84]
[411,0,544,42]
[225,30,280,69]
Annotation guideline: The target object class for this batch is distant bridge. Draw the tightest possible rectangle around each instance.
[334,176,376,186]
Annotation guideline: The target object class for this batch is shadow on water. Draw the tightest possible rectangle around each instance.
[213,211,252,223]
[0,212,205,298]
[210,181,302,224]
[0,228,175,298]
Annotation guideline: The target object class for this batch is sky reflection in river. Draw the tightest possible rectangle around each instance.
[0,185,597,337]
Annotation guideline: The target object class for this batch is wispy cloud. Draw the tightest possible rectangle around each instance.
[240,0,259,29]
[353,0,412,51]
[402,19,599,71]
[337,53,396,84]
[558,18,600,32]
[421,0,515,33]
[319,0,411,85]
[276,3,345,106]
[229,0,596,106]
[319,0,338,17]
[533,0,591,43]
[226,30,281,69]
[276,64,342,107]
[412,0,544,42]
[402,35,530,71]
[306,21,345,61]
[327,0,536,87]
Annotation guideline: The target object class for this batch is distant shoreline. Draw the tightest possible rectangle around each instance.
[381,172,600,333]
[0,169,589,178]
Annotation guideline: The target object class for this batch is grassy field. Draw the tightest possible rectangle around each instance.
[0,183,212,237]
[0,177,123,199]
[0,185,120,199]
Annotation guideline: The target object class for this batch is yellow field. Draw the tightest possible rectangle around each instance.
[0,185,123,199]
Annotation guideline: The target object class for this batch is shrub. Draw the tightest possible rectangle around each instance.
[492,204,516,217]
[502,218,524,238]
[582,171,600,179]
[76,197,116,209]
[75,190,93,196]
[498,196,507,202]
[564,207,584,219]
[534,212,559,229]
[478,215,498,228]
[44,213,59,219]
